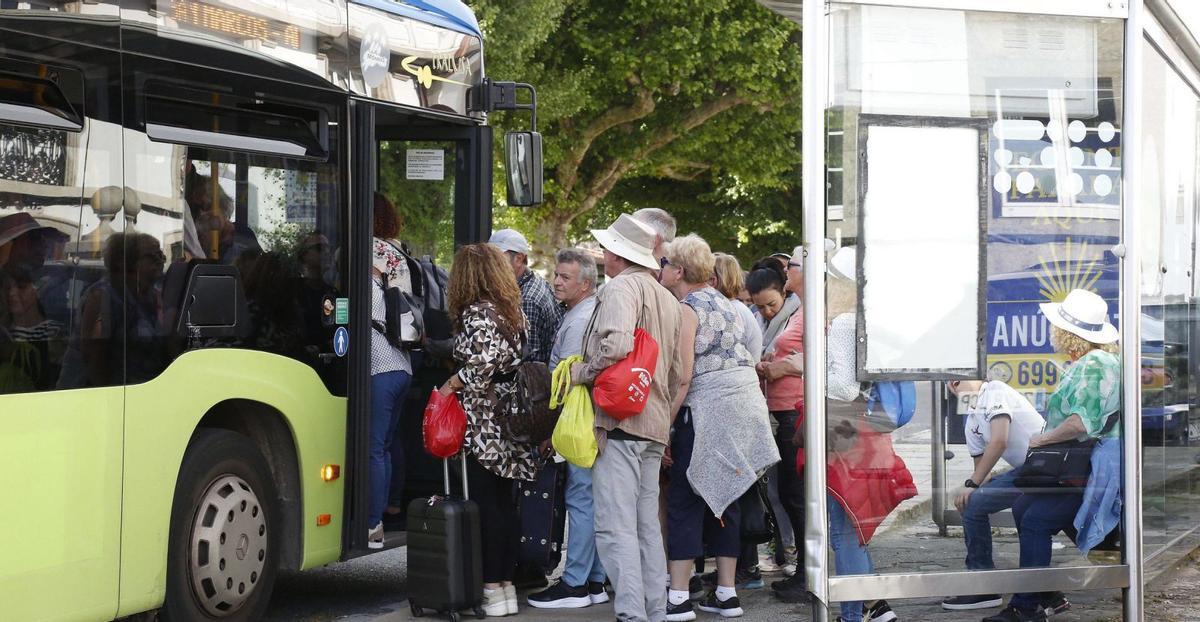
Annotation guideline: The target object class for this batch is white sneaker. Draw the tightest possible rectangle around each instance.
[504,585,518,615]
[482,588,508,617]
[367,522,385,549]
[758,555,782,573]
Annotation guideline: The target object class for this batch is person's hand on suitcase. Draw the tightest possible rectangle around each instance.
[538,439,554,458]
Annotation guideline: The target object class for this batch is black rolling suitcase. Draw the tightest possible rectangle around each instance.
[407,454,484,621]
[517,459,567,570]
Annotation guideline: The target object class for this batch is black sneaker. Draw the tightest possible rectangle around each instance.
[943,594,1004,610]
[982,605,1047,622]
[666,599,697,622]
[864,599,897,622]
[588,580,610,604]
[696,592,744,618]
[770,575,809,603]
[689,575,705,601]
[1038,592,1070,617]
[526,580,591,609]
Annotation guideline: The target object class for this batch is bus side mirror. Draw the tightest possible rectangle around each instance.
[504,131,543,206]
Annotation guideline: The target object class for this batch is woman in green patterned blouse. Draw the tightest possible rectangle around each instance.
[985,289,1121,622]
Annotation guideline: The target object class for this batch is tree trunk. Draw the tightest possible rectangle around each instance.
[529,207,573,272]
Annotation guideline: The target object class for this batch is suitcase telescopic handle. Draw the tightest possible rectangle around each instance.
[443,451,470,500]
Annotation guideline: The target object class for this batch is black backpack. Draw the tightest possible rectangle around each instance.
[418,254,452,342]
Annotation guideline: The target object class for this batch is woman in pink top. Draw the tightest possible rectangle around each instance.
[745,248,807,601]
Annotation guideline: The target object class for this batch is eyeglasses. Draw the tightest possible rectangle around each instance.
[788,261,802,269]
[140,250,166,263]
[659,257,669,268]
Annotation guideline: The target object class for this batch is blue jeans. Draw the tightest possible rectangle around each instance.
[1008,492,1083,612]
[829,493,872,622]
[962,469,1023,570]
[370,370,411,527]
[561,463,607,586]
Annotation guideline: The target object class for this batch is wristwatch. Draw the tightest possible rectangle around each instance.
[964,479,980,489]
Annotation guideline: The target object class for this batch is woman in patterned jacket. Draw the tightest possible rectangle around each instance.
[439,243,539,617]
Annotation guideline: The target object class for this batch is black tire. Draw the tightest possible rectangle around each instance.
[162,429,282,622]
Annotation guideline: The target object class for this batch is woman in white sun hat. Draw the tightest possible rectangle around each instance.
[985,288,1121,622]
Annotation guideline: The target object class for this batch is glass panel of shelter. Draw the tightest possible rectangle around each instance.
[816,2,1128,613]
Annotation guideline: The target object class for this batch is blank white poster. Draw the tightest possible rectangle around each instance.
[861,124,981,375]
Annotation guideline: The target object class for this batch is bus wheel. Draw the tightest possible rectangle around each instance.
[163,429,281,621]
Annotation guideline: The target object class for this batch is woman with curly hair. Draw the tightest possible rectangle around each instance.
[439,243,538,617]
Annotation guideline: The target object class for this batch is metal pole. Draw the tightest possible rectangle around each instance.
[802,0,831,617]
[1121,2,1145,620]
[931,382,948,536]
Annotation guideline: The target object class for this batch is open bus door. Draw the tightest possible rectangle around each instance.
[343,99,492,556]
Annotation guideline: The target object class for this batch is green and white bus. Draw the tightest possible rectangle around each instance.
[0,0,538,619]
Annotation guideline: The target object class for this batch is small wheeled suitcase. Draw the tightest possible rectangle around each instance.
[406,453,485,621]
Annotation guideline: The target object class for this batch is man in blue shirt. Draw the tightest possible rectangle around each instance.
[527,248,607,609]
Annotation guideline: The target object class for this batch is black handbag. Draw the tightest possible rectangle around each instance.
[1013,412,1119,491]
[738,476,778,545]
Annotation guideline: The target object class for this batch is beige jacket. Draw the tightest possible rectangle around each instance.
[578,266,682,446]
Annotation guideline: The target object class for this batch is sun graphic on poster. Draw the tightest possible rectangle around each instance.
[1034,238,1104,302]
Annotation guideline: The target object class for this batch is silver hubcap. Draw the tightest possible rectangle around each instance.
[188,474,268,616]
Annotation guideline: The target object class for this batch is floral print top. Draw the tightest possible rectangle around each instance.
[453,301,538,482]
[1045,348,1121,440]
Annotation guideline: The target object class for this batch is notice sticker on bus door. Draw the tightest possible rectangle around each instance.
[406,149,444,180]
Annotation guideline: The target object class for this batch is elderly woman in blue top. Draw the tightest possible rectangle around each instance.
[658,234,780,622]
[984,289,1121,622]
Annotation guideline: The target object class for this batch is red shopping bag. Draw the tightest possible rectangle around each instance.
[593,328,659,420]
[423,389,467,458]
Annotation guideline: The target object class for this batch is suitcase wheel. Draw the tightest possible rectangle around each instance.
[473,606,486,619]
[409,601,423,617]
[448,611,460,622]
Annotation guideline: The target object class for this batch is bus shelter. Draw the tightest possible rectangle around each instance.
[757,1,1200,619]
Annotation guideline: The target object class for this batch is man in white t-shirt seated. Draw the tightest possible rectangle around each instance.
[942,378,1045,612]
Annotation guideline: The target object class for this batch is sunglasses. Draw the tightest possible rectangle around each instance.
[659,257,669,268]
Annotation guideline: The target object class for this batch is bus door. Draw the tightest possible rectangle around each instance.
[0,19,126,621]
[343,99,491,556]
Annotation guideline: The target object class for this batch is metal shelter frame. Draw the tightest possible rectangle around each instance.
[766,0,1154,619]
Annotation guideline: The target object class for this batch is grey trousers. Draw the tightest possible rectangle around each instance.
[593,438,667,622]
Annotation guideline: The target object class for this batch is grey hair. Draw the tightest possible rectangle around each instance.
[632,208,677,243]
[555,247,598,289]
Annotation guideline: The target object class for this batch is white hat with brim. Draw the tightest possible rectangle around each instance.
[1039,289,1119,345]
[828,246,856,281]
[591,213,659,270]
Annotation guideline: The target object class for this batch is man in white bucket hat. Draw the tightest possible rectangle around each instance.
[572,213,682,622]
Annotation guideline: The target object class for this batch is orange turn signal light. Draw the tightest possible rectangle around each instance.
[316,514,332,527]
[321,464,340,482]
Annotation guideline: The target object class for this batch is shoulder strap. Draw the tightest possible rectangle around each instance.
[1100,410,1121,435]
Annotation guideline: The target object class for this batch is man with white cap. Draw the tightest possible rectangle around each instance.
[488,228,562,364]
[571,213,682,622]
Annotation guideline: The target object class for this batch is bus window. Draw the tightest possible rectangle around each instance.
[171,151,348,395]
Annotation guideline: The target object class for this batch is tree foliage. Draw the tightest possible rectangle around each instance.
[473,0,802,264]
